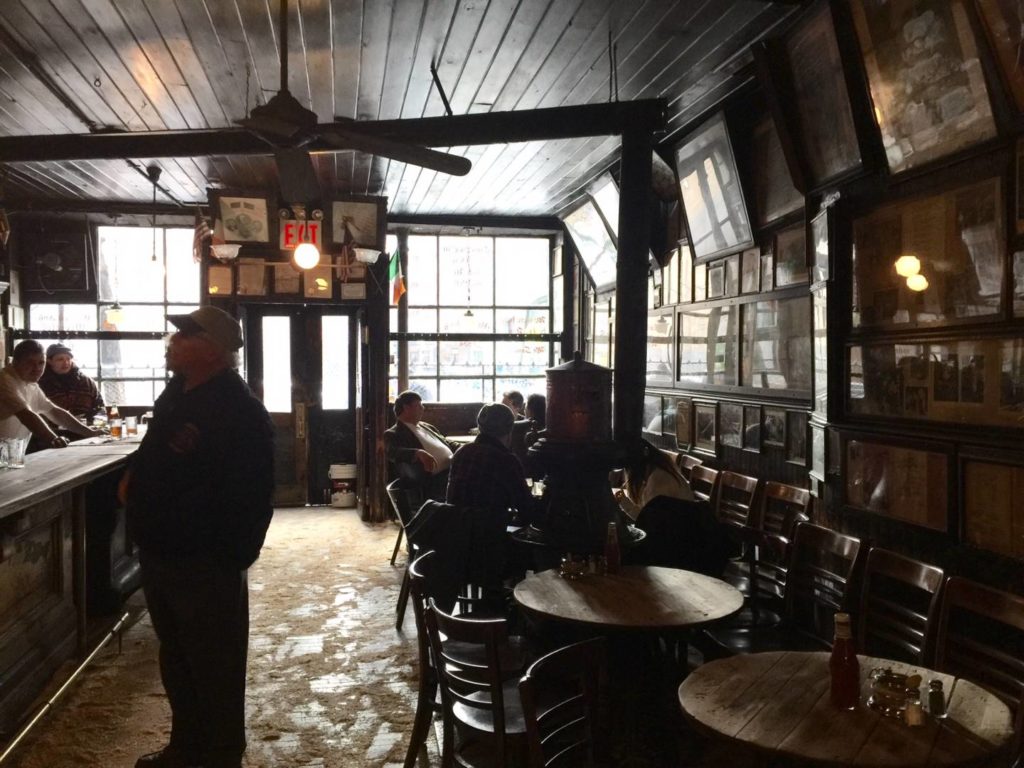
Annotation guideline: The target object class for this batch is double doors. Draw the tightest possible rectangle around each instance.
[243,306,361,506]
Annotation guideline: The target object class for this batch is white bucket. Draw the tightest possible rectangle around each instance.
[329,464,357,508]
[331,490,356,508]
[329,464,357,480]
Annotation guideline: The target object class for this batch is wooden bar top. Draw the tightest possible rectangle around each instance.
[513,565,743,630]
[678,651,1014,767]
[0,440,137,518]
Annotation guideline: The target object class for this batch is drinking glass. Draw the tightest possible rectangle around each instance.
[7,437,28,468]
[110,419,123,439]
[0,439,8,469]
[125,416,138,436]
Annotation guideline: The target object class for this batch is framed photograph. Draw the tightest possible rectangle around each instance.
[813,289,829,417]
[963,459,1024,558]
[304,265,334,299]
[852,177,1003,329]
[694,402,717,454]
[976,0,1024,113]
[679,246,693,303]
[236,258,267,296]
[850,0,996,175]
[341,282,367,300]
[674,112,754,262]
[207,264,233,296]
[810,207,830,284]
[215,195,270,243]
[646,311,674,386]
[785,411,808,465]
[273,263,301,295]
[740,248,760,294]
[774,224,808,287]
[693,262,708,302]
[742,406,761,452]
[720,403,742,448]
[775,0,864,187]
[740,297,813,392]
[810,422,826,482]
[751,115,804,226]
[762,407,786,447]
[675,398,692,449]
[707,262,726,298]
[678,306,740,386]
[844,436,950,532]
[332,199,380,247]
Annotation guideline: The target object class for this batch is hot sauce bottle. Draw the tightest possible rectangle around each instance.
[829,612,860,710]
[604,522,621,574]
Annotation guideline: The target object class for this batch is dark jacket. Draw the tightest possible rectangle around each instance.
[126,369,275,569]
[446,433,535,524]
[38,365,104,418]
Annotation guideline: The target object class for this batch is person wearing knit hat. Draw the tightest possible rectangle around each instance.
[38,342,105,421]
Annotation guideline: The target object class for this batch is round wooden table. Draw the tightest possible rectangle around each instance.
[513,565,743,631]
[678,651,1015,767]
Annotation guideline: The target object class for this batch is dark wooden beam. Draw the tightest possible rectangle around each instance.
[0,101,667,163]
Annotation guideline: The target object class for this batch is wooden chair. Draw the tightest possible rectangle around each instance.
[703,522,862,656]
[755,481,811,538]
[934,577,1024,708]
[677,454,702,483]
[856,548,944,665]
[387,478,425,631]
[518,637,607,768]
[426,598,528,767]
[688,465,719,504]
[714,471,760,529]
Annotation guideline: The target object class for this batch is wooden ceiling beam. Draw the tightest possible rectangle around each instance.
[0,100,667,163]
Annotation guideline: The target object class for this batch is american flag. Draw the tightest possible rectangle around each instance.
[192,211,211,263]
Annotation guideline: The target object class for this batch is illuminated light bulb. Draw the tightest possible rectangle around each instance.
[894,255,921,277]
[906,274,929,292]
[209,285,219,294]
[105,302,124,325]
[315,277,329,291]
[293,242,321,270]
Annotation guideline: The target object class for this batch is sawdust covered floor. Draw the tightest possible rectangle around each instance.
[4,507,433,768]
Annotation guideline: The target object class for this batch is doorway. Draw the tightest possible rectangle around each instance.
[243,306,360,506]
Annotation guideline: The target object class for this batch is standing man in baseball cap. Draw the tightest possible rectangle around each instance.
[122,306,275,768]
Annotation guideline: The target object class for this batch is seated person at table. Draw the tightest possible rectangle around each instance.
[524,393,545,448]
[501,389,525,419]
[0,340,103,450]
[614,439,693,520]
[446,402,537,526]
[384,390,459,501]
[38,343,105,422]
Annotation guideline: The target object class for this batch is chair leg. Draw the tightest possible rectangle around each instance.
[396,568,411,631]
[403,679,436,768]
[390,526,405,566]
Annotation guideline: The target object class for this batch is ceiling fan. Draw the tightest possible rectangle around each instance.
[238,0,470,204]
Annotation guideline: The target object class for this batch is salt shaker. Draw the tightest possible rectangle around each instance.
[904,687,924,726]
[927,679,946,718]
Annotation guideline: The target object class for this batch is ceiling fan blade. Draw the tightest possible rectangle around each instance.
[320,128,471,176]
[275,148,321,204]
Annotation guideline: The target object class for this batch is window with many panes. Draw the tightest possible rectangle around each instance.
[387,234,554,402]
[28,226,199,406]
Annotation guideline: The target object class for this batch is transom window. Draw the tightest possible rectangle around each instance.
[388,234,554,402]
[28,226,199,406]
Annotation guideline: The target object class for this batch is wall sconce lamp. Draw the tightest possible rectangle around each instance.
[906,274,929,292]
[353,247,381,264]
[211,243,241,263]
[894,255,921,277]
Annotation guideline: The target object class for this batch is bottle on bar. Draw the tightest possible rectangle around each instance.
[829,612,860,710]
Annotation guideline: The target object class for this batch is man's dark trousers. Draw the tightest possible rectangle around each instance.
[140,550,249,768]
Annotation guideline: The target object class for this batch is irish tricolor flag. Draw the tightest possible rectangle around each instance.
[388,251,406,305]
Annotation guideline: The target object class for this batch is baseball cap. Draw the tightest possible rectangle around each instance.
[477,402,515,437]
[168,306,243,351]
[46,343,73,358]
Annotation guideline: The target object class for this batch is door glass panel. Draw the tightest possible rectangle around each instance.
[321,315,349,410]
[262,316,292,413]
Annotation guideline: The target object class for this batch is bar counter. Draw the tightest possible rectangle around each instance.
[0,440,139,737]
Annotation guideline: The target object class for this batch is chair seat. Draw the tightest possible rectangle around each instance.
[444,635,529,676]
[453,680,527,735]
[702,623,829,656]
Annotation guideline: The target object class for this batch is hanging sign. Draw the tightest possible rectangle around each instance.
[280,220,323,250]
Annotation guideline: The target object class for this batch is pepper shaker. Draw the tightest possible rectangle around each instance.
[927,679,946,718]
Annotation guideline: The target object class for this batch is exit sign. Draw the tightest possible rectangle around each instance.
[280,220,323,250]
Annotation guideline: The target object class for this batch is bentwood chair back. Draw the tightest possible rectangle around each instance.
[714,471,760,529]
[689,465,719,504]
[756,482,811,538]
[934,577,1024,708]
[677,454,703,483]
[426,598,527,767]
[856,548,944,665]
[785,523,863,648]
[518,637,607,768]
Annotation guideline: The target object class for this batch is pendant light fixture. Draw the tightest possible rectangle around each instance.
[147,165,161,263]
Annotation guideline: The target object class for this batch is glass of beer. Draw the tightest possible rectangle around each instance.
[125,416,138,436]
[110,419,123,439]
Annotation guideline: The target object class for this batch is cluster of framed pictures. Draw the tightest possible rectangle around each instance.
[644,393,809,465]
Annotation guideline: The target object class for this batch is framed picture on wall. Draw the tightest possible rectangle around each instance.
[785,411,808,465]
[273,263,301,295]
[810,422,826,482]
[774,224,808,287]
[707,262,726,298]
[694,402,717,454]
[332,199,380,247]
[751,115,804,225]
[675,398,692,449]
[763,407,786,447]
[761,251,774,291]
[810,207,830,284]
[850,0,996,174]
[720,403,742,448]
[976,0,1024,114]
[236,258,267,296]
[214,195,270,243]
[207,264,233,296]
[674,112,754,263]
[741,248,760,294]
[742,405,761,452]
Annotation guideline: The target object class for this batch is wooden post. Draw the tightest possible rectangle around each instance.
[614,126,653,447]
[396,228,409,391]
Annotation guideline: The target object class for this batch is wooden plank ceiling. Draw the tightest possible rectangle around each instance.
[0,0,794,217]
